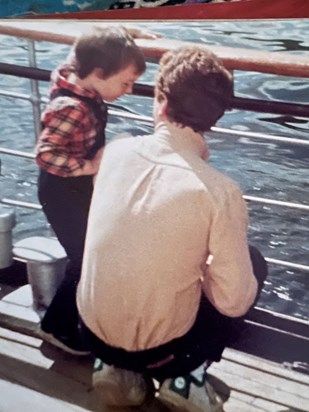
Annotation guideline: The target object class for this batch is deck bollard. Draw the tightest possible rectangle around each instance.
[13,236,68,313]
[0,207,16,269]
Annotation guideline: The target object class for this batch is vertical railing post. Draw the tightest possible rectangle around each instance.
[27,39,42,141]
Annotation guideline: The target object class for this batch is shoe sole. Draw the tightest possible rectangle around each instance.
[40,330,91,356]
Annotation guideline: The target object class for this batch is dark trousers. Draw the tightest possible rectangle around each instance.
[38,170,93,336]
[81,246,268,380]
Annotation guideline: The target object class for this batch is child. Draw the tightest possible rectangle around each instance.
[35,25,146,355]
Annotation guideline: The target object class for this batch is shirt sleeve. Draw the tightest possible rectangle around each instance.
[35,102,89,177]
[202,185,258,317]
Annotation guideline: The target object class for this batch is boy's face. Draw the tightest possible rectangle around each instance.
[92,64,141,102]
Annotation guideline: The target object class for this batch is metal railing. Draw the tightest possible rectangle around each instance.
[0,34,308,275]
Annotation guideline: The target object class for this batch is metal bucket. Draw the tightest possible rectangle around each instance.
[26,258,67,311]
[0,207,16,269]
[13,236,68,312]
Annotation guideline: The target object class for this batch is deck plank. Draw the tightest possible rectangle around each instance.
[223,347,309,385]
[209,359,308,411]
[0,336,97,411]
[0,283,308,412]
[212,356,309,398]
[0,327,169,412]
[0,378,93,412]
[1,324,306,412]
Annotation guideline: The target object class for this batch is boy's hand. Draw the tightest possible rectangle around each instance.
[79,148,104,176]
[126,27,162,40]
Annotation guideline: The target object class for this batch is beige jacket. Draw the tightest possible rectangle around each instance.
[77,121,257,351]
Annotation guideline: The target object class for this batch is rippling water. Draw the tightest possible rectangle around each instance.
[0,20,308,320]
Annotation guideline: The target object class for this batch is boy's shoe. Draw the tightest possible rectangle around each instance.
[156,370,224,412]
[93,359,152,407]
[39,329,91,356]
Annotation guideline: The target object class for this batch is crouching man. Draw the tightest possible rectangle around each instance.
[77,45,267,411]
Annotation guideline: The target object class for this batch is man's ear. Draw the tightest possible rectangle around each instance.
[159,98,168,117]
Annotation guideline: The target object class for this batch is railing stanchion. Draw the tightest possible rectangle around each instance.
[27,39,42,141]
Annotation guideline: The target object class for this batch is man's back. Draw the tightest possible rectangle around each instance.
[77,122,255,351]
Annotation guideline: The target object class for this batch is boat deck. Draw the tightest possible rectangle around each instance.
[0,266,308,412]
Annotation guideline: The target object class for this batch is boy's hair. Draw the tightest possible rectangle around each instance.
[155,46,233,133]
[74,26,146,79]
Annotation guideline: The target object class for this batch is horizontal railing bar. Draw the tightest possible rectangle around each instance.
[0,185,294,213]
[132,84,309,118]
[265,258,309,272]
[108,109,153,124]
[0,187,309,212]
[1,192,309,213]
[1,198,308,271]
[0,147,35,159]
[0,198,42,210]
[1,128,309,164]
[1,23,309,78]
[0,90,33,101]
[0,92,307,147]
[1,63,309,118]
[232,96,309,118]
[0,62,50,81]
[211,126,309,147]
[108,109,309,147]
[139,38,309,78]
[245,196,309,212]
[245,306,309,340]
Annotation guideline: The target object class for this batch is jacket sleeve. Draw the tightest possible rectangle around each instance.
[202,185,258,317]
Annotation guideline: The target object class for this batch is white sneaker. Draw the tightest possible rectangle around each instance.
[93,360,151,407]
[156,371,224,412]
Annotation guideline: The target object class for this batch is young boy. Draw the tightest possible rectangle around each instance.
[35,25,146,355]
[77,45,268,410]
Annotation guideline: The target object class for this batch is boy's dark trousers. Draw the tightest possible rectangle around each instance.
[81,246,268,380]
[38,170,93,337]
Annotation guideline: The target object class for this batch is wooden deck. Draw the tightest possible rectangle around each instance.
[0,266,308,412]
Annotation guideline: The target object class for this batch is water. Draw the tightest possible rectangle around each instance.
[0,20,308,321]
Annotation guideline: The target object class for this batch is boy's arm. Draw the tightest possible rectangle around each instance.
[124,27,161,40]
[36,104,102,177]
[202,186,258,317]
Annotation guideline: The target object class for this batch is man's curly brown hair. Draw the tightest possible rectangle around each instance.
[155,46,233,133]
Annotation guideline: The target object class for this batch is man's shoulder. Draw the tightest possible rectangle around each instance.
[199,162,244,199]
[109,132,151,147]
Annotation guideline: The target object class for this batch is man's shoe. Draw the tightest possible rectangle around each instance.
[39,329,91,356]
[93,359,152,407]
[156,369,224,412]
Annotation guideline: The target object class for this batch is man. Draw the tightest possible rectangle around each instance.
[77,45,267,411]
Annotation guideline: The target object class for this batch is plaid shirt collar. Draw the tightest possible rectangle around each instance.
[50,62,103,104]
